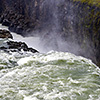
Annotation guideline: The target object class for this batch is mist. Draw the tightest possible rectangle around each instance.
[0,0,96,62]
[26,0,83,54]
[0,0,99,66]
[22,0,96,64]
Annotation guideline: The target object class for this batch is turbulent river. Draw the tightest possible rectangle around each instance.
[0,24,100,100]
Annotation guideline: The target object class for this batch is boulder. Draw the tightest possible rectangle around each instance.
[0,29,39,53]
[0,29,13,39]
[2,19,10,26]
[0,40,39,53]
[7,41,39,53]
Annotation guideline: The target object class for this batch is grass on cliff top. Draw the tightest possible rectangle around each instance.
[74,0,100,6]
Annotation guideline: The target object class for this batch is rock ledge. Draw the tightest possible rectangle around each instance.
[0,29,39,53]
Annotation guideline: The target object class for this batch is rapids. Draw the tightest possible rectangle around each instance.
[0,24,100,100]
[0,50,100,100]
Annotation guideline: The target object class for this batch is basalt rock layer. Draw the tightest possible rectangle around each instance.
[0,29,39,53]
[0,0,100,67]
[0,41,39,53]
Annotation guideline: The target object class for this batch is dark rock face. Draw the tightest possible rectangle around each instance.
[2,19,10,26]
[7,41,38,53]
[0,29,39,53]
[0,29,13,39]
[0,41,39,53]
[0,0,39,35]
[0,11,34,35]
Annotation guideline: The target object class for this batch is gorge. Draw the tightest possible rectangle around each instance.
[0,0,100,67]
[0,1,100,100]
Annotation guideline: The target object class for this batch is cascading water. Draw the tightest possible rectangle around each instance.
[29,0,88,56]
[0,49,100,100]
[0,24,100,100]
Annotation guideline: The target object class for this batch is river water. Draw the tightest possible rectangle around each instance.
[0,24,100,100]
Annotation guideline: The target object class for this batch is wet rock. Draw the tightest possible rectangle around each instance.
[0,29,13,39]
[0,15,4,23]
[2,19,10,26]
[0,29,39,53]
[28,47,39,53]
[0,40,39,53]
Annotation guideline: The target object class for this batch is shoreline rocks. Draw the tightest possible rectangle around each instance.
[0,29,39,53]
[0,41,39,53]
[0,29,13,39]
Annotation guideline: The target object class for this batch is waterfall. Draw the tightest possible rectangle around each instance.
[0,0,99,65]
[0,1,100,99]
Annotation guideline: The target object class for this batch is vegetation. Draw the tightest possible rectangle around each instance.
[74,0,100,6]
[73,0,100,66]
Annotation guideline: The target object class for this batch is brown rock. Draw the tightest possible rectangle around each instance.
[0,29,13,39]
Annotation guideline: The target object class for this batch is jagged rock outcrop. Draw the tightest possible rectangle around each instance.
[0,41,39,53]
[73,0,100,67]
[0,29,39,53]
[0,0,40,35]
[0,0,100,67]
[0,29,13,39]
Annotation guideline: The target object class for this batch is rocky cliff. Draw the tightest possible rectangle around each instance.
[0,0,100,67]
